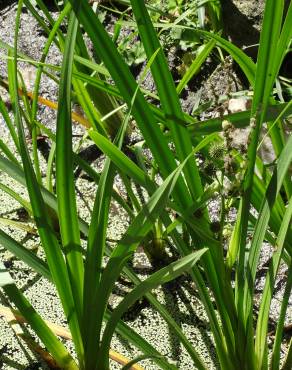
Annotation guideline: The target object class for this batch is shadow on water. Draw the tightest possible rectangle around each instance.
[161,276,218,368]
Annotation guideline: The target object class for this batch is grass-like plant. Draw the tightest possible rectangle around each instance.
[0,0,291,369]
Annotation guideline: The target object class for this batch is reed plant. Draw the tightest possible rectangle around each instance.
[0,0,291,369]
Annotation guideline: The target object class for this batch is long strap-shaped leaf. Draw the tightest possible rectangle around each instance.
[271,263,292,370]
[83,58,154,360]
[234,2,289,367]
[82,118,128,365]
[243,131,292,321]
[82,160,115,361]
[262,2,292,198]
[130,0,203,204]
[255,195,292,369]
[30,2,71,127]
[55,11,84,330]
[242,0,292,313]
[99,249,208,370]
[10,1,84,363]
[0,95,19,152]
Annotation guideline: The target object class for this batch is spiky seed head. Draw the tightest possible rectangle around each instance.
[209,142,225,160]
